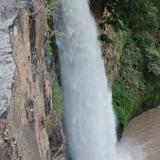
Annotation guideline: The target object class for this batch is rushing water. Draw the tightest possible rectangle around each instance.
[54,0,144,160]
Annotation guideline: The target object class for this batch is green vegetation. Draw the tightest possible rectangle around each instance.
[44,32,54,57]
[45,0,64,120]
[45,0,57,16]
[143,85,160,107]
[112,84,134,138]
[52,80,63,119]
[112,37,145,135]
[44,0,56,57]
[145,48,160,77]
[106,0,158,33]
[45,0,57,32]
[93,0,160,135]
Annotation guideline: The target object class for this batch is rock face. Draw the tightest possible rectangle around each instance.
[0,0,17,117]
[0,0,17,21]
[0,21,16,116]
[0,0,54,159]
[123,106,160,160]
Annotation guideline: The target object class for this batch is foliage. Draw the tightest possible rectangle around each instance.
[112,83,134,129]
[91,0,160,137]
[152,0,160,12]
[145,48,160,77]
[99,33,113,44]
[45,0,64,121]
[52,80,63,119]
[112,37,144,134]
[45,0,57,16]
[112,30,160,136]
[133,34,155,49]
[142,85,160,107]
[44,32,54,57]
[104,0,160,138]
[106,0,158,33]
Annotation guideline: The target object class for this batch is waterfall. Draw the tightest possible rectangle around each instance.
[54,0,144,160]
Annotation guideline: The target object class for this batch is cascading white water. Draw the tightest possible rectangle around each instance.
[54,0,144,160]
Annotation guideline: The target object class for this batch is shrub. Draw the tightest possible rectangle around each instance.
[145,48,160,77]
[106,0,158,33]
[112,84,134,128]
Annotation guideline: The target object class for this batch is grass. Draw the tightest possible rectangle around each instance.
[44,32,54,57]
[112,81,135,139]
[52,80,63,119]
[45,0,57,16]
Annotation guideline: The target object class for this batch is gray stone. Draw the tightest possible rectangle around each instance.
[0,2,17,116]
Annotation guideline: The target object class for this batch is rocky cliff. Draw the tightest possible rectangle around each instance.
[0,1,63,160]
